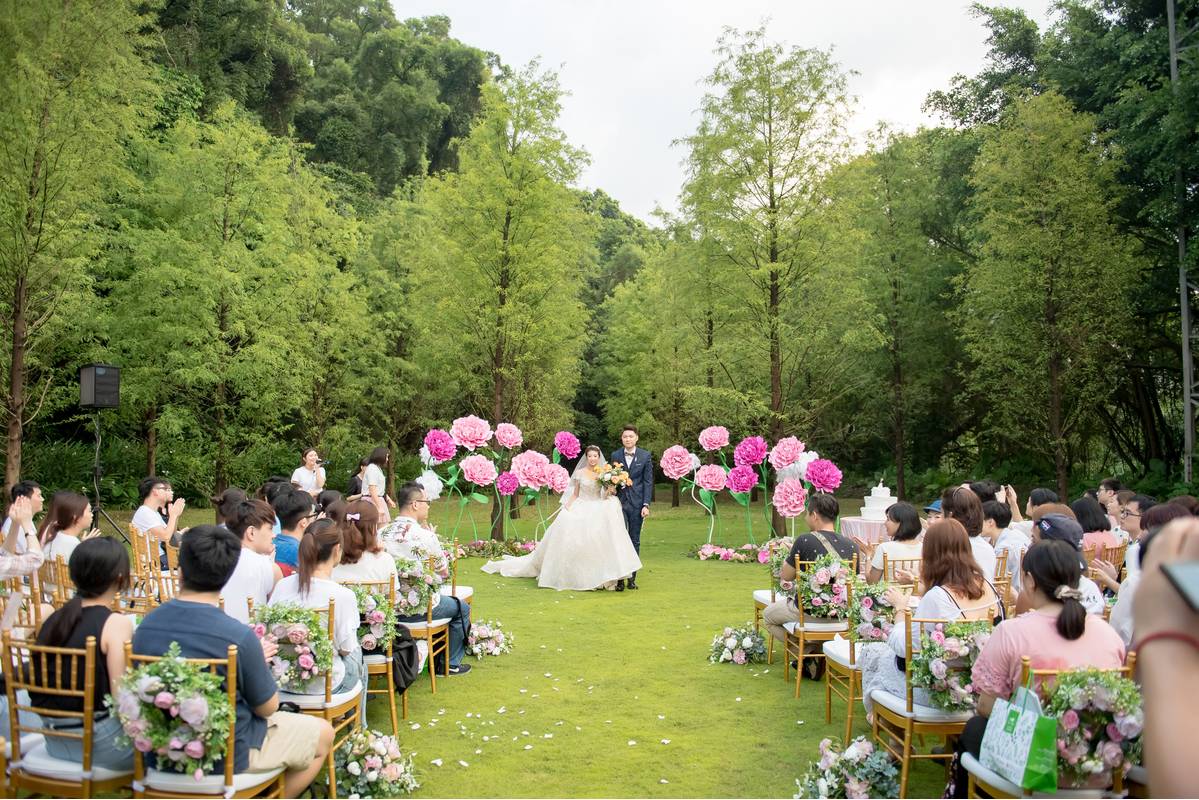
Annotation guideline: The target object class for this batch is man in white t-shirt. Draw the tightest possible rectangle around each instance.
[984,499,1031,591]
[1,480,43,554]
[131,476,186,569]
[221,499,281,624]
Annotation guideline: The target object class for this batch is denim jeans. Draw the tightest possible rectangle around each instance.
[43,713,133,771]
[397,595,470,667]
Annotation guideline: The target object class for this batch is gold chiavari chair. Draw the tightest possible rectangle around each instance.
[448,538,474,611]
[37,555,71,611]
[396,555,451,694]
[782,555,857,698]
[342,576,404,737]
[881,554,922,589]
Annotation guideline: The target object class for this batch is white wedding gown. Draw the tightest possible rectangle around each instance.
[481,473,642,590]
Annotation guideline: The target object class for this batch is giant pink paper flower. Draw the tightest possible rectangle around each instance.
[494,423,523,450]
[543,463,570,494]
[768,436,805,470]
[511,450,551,489]
[772,479,809,518]
[459,454,497,487]
[698,425,730,452]
[496,471,519,497]
[660,445,694,481]
[424,429,456,463]
[733,436,768,468]
[805,458,843,493]
[553,431,581,459]
[695,464,727,492]
[726,465,759,494]
[450,415,493,451]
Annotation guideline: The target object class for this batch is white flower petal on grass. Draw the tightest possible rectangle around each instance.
[519,689,527,694]
[482,736,490,742]
[475,749,482,755]
[735,697,742,702]
[605,720,612,724]
[544,672,552,677]
[524,744,533,750]
[555,721,563,726]
[438,708,446,715]
[797,720,805,725]
[657,715,665,720]
[410,723,421,730]
[661,739,671,745]
[430,759,442,767]
[575,726,581,731]
[628,740,637,746]
[466,713,473,718]
[660,779,669,784]
[544,733,553,739]
[521,731,530,736]
[497,706,507,713]
[458,761,469,768]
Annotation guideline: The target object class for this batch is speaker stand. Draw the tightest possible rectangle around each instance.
[92,412,129,543]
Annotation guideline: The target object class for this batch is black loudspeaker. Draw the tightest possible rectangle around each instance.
[79,364,120,409]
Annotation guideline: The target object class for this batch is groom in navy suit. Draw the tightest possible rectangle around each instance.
[611,425,653,590]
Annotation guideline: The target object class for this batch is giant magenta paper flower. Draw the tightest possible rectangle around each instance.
[660,445,694,481]
[733,436,768,468]
[695,464,727,492]
[698,425,730,452]
[726,465,759,494]
[553,431,581,460]
[450,415,493,451]
[768,436,805,470]
[806,458,843,493]
[543,463,571,494]
[496,471,519,497]
[424,429,456,463]
[772,479,809,518]
[459,455,497,487]
[494,423,523,450]
[511,450,551,488]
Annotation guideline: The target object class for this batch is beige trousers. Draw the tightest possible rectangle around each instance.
[763,597,799,643]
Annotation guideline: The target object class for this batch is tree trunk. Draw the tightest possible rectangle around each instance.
[145,405,158,476]
[5,273,25,495]
[671,480,680,508]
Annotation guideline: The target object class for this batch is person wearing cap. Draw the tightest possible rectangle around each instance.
[922,498,942,525]
[1019,508,1104,615]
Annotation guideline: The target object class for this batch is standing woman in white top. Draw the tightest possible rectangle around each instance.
[291,448,326,498]
[362,447,395,522]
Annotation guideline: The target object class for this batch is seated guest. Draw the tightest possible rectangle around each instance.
[1004,486,1058,535]
[3,480,43,552]
[331,500,397,583]
[211,488,247,528]
[943,487,995,580]
[1168,494,1199,516]
[1021,509,1105,615]
[0,497,45,631]
[31,537,134,769]
[948,540,1126,797]
[865,502,922,584]
[984,500,1029,591]
[1119,493,1156,579]
[1071,496,1119,554]
[390,482,474,676]
[269,520,364,707]
[259,477,293,537]
[130,477,186,569]
[271,490,315,573]
[315,489,342,517]
[967,480,1001,504]
[1097,477,1122,523]
[221,500,282,624]
[133,525,333,796]
[1103,502,1190,644]
[859,519,1003,719]
[40,491,96,569]
[922,498,942,525]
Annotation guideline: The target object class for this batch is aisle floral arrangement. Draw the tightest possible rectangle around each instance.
[708,623,767,665]
[250,604,336,691]
[333,729,419,797]
[394,556,436,615]
[795,736,900,799]
[685,536,794,565]
[910,620,992,711]
[454,538,538,559]
[349,584,398,653]
[109,642,234,781]
[848,579,896,642]
[798,553,852,618]
[465,619,515,658]
[1044,669,1143,787]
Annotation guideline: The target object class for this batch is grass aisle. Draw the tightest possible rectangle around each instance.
[378,500,944,798]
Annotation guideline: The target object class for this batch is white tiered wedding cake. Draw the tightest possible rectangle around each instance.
[861,482,894,521]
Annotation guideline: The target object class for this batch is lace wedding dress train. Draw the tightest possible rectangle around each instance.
[481,472,642,591]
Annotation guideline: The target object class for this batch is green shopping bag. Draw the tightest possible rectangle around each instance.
[979,677,1058,793]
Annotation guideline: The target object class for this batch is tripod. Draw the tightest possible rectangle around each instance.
[91,412,129,543]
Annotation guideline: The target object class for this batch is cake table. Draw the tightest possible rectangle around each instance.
[840,516,889,545]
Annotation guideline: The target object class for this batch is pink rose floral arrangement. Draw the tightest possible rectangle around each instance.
[849,578,896,642]
[698,425,730,452]
[248,604,335,692]
[494,422,523,450]
[553,430,581,460]
[797,736,900,799]
[771,478,809,518]
[695,464,727,492]
[911,621,992,711]
[805,458,843,493]
[799,553,852,619]
[333,729,419,797]
[449,414,493,451]
[733,435,768,468]
[458,454,498,487]
[1045,669,1143,786]
[659,445,695,481]
[348,585,397,655]
[423,429,456,463]
[465,618,515,659]
[496,471,519,497]
[726,464,759,494]
[768,436,804,470]
[510,449,550,489]
[709,623,767,665]
[109,641,235,781]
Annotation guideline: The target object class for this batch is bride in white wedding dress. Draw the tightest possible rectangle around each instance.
[481,445,642,591]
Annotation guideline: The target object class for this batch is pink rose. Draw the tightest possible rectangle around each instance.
[861,596,873,609]
[553,431,581,459]
[362,634,377,651]
[698,426,730,451]
[733,436,768,467]
[366,609,385,625]
[814,567,831,584]
[179,696,209,728]
[812,597,824,606]
[1061,709,1080,732]
[424,429,457,462]
[805,458,843,492]
[251,622,267,638]
[768,436,805,469]
[365,755,383,770]
[459,454,498,487]
[286,623,309,645]
[496,471,519,496]
[726,465,758,494]
[857,623,874,638]
[184,740,205,758]
[757,549,770,564]
[134,736,153,753]
[732,648,747,664]
[1105,723,1123,743]
[511,450,551,489]
[659,445,694,481]
[298,653,316,670]
[930,629,945,646]
[1101,740,1125,767]
[930,659,948,679]
[543,463,571,494]
[153,691,176,709]
[771,479,808,517]
[494,423,523,449]
[381,763,403,782]
[695,464,727,492]
[450,415,493,451]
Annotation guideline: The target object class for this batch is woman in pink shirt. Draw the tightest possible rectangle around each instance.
[1071,496,1120,555]
[948,539,1126,797]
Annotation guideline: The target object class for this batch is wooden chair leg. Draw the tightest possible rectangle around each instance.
[824,667,833,723]
[401,687,409,719]
[386,666,399,739]
[794,633,805,698]
[767,627,774,664]
[428,630,437,694]
[844,672,857,743]
[898,724,913,799]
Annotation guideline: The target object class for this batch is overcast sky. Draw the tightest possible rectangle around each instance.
[395,1,1056,222]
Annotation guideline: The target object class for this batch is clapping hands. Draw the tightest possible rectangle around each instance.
[167,497,186,520]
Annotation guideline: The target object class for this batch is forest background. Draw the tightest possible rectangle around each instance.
[3,0,1198,516]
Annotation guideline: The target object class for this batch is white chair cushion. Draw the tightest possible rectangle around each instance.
[451,586,474,600]
[1126,765,1147,787]
[398,617,452,631]
[870,689,973,723]
[278,681,362,710]
[6,732,44,759]
[752,589,775,606]
[19,741,132,782]
[960,753,1110,798]
[144,766,285,795]
[822,636,860,670]
[783,619,849,634]
[363,653,391,666]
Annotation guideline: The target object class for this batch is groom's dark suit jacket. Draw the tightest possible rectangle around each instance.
[610,446,654,510]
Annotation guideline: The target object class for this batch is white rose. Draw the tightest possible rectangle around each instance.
[721,648,732,661]
[689,453,702,474]
[817,778,829,797]
[741,636,753,648]
[347,762,362,776]
[416,470,444,502]
[419,445,435,467]
[843,742,863,762]
[366,770,379,783]
[724,636,738,650]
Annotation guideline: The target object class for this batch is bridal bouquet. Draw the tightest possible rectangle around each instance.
[709,623,767,665]
[349,584,398,653]
[796,736,900,799]
[595,461,632,491]
[798,554,851,618]
[109,641,234,781]
[465,619,514,659]
[1044,669,1143,787]
[910,620,991,712]
[333,729,419,797]
[249,604,335,692]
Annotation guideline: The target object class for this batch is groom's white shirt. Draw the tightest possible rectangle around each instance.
[384,515,444,605]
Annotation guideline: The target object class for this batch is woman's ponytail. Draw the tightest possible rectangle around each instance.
[297,519,341,596]
[1022,540,1087,640]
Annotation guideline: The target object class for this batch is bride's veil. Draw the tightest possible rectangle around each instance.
[559,446,600,507]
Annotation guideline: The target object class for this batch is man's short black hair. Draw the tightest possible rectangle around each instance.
[807,493,839,523]
[9,480,39,504]
[1128,494,1158,513]
[138,476,168,503]
[1099,477,1123,493]
[274,490,314,530]
[179,525,242,592]
[981,500,1012,529]
[1028,488,1059,508]
[396,481,424,510]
